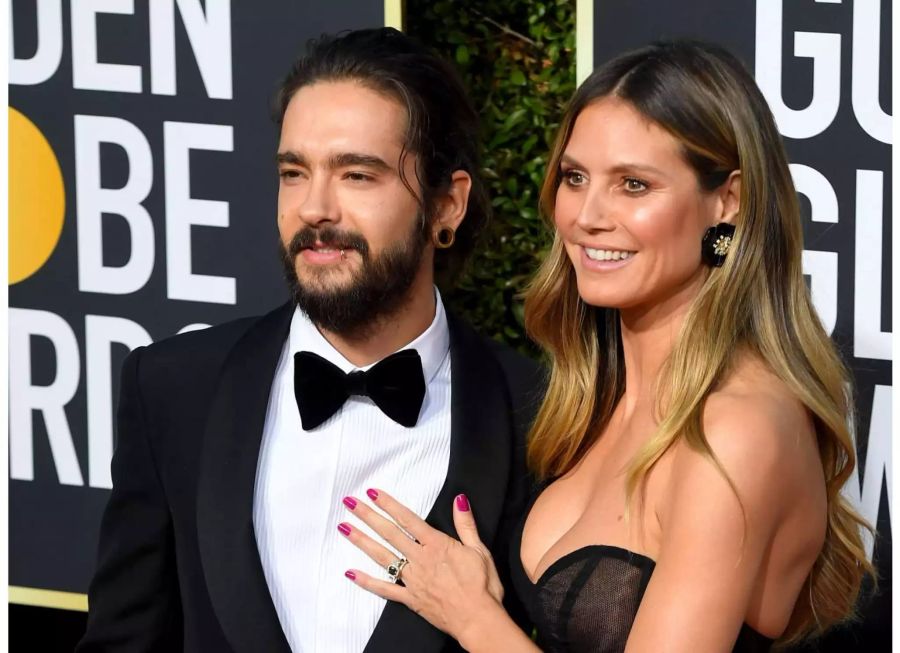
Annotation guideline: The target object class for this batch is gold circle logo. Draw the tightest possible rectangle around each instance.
[9,107,65,284]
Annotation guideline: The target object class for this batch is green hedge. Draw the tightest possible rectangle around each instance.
[407,1,576,355]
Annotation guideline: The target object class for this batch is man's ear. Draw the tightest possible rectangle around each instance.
[432,170,472,236]
[715,169,741,225]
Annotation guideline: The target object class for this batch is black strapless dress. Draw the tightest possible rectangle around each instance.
[509,492,775,652]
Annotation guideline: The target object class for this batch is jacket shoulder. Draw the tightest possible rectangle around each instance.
[127,303,291,394]
[134,315,258,375]
[485,339,544,391]
[447,312,547,410]
[484,338,546,423]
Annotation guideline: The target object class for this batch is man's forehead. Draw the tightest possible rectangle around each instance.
[280,81,409,152]
[284,80,407,126]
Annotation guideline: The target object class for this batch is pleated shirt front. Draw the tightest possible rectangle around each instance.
[253,292,452,653]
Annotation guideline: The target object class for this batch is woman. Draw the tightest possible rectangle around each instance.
[336,41,873,652]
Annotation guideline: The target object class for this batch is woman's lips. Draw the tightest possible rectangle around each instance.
[579,246,636,271]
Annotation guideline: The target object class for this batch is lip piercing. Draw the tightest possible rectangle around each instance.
[340,249,346,260]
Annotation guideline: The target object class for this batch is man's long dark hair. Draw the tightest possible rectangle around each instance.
[274,27,489,282]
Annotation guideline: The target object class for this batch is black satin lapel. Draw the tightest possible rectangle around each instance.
[429,314,513,544]
[196,302,294,653]
[364,314,513,653]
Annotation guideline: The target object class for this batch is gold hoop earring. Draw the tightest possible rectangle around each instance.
[434,227,455,249]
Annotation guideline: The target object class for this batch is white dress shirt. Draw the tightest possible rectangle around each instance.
[253,290,452,653]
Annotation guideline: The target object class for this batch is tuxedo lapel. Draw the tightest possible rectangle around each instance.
[364,314,514,653]
[196,302,294,653]
[432,314,514,546]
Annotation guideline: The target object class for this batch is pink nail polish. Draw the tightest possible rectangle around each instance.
[366,489,379,501]
[455,494,470,512]
[338,522,352,536]
[345,570,357,581]
[342,496,357,510]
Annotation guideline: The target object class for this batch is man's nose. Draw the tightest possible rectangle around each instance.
[297,175,339,227]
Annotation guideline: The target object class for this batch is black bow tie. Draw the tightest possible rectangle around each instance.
[293,349,426,430]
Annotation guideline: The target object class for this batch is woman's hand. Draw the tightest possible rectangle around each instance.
[338,489,505,640]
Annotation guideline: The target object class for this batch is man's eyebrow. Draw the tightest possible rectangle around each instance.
[327,152,393,172]
[276,150,306,166]
[275,150,393,173]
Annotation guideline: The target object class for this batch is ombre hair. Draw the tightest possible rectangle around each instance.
[524,40,873,645]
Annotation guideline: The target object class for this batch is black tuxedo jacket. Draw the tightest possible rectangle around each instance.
[77,302,545,653]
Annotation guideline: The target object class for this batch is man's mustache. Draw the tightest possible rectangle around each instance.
[288,226,370,258]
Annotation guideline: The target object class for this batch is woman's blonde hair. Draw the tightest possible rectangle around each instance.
[524,41,874,645]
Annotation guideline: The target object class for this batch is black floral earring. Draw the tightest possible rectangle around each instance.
[701,223,736,267]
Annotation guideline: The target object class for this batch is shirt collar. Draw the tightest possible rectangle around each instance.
[288,288,450,385]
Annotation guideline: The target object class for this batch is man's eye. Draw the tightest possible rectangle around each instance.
[279,169,301,180]
[345,172,374,182]
[624,177,648,192]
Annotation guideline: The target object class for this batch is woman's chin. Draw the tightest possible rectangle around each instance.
[576,285,630,310]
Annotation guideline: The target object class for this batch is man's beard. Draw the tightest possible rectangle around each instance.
[279,219,429,340]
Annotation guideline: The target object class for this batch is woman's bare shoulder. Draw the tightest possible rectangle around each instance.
[705,353,815,453]
[668,353,824,525]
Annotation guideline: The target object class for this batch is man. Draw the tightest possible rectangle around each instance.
[78,28,543,653]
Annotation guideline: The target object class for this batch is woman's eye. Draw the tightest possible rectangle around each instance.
[624,177,648,192]
[563,170,587,186]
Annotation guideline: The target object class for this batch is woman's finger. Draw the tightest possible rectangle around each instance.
[344,568,409,605]
[452,493,484,548]
[337,521,405,570]
[365,488,443,546]
[343,496,420,558]
[451,494,504,602]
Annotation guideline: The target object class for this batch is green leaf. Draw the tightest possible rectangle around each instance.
[522,134,539,155]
